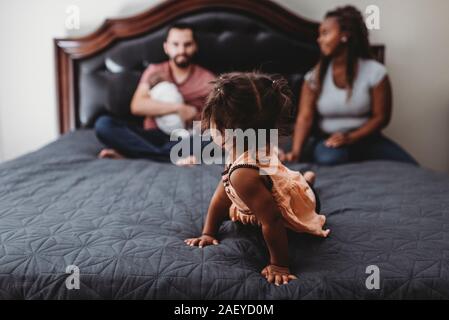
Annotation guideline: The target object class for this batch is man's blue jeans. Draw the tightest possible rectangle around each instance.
[95,115,208,162]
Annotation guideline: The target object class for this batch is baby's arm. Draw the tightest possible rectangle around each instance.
[185,180,231,248]
[230,168,297,285]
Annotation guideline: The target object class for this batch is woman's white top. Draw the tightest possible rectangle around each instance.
[305,58,387,134]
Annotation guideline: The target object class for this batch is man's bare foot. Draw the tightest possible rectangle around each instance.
[98,149,125,159]
[303,171,316,186]
[175,155,198,167]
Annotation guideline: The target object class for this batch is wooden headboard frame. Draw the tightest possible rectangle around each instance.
[54,0,384,134]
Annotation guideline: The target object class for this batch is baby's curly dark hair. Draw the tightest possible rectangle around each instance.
[202,72,294,138]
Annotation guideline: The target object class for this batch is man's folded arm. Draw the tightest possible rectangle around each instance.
[130,83,181,117]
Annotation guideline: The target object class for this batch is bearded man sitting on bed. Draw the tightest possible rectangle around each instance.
[94,22,216,164]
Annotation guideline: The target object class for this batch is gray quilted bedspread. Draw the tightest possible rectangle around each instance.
[0,130,448,299]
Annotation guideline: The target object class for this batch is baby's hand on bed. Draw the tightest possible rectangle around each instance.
[261,264,297,286]
[184,234,219,248]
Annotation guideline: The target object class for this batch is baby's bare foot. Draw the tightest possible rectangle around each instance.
[322,228,331,237]
[303,171,316,185]
[98,149,125,159]
[318,215,330,237]
[311,215,330,237]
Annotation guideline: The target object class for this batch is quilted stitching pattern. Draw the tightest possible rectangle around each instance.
[0,130,448,299]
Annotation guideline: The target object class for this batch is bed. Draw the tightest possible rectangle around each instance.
[1,0,448,299]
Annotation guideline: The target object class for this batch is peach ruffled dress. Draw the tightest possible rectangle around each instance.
[221,147,327,236]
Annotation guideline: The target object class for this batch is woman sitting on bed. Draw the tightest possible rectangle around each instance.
[280,5,418,166]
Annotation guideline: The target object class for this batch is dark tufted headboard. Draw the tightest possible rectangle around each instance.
[54,0,384,134]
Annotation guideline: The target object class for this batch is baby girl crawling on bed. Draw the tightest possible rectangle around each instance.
[185,72,330,286]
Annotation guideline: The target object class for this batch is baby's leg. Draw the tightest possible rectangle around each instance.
[303,171,316,186]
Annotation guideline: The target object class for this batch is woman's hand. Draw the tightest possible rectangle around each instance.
[279,149,300,163]
[285,151,300,163]
[261,264,298,286]
[184,234,219,248]
[325,132,355,148]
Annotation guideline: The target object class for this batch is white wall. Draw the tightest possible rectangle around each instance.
[0,0,162,163]
[0,0,448,172]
